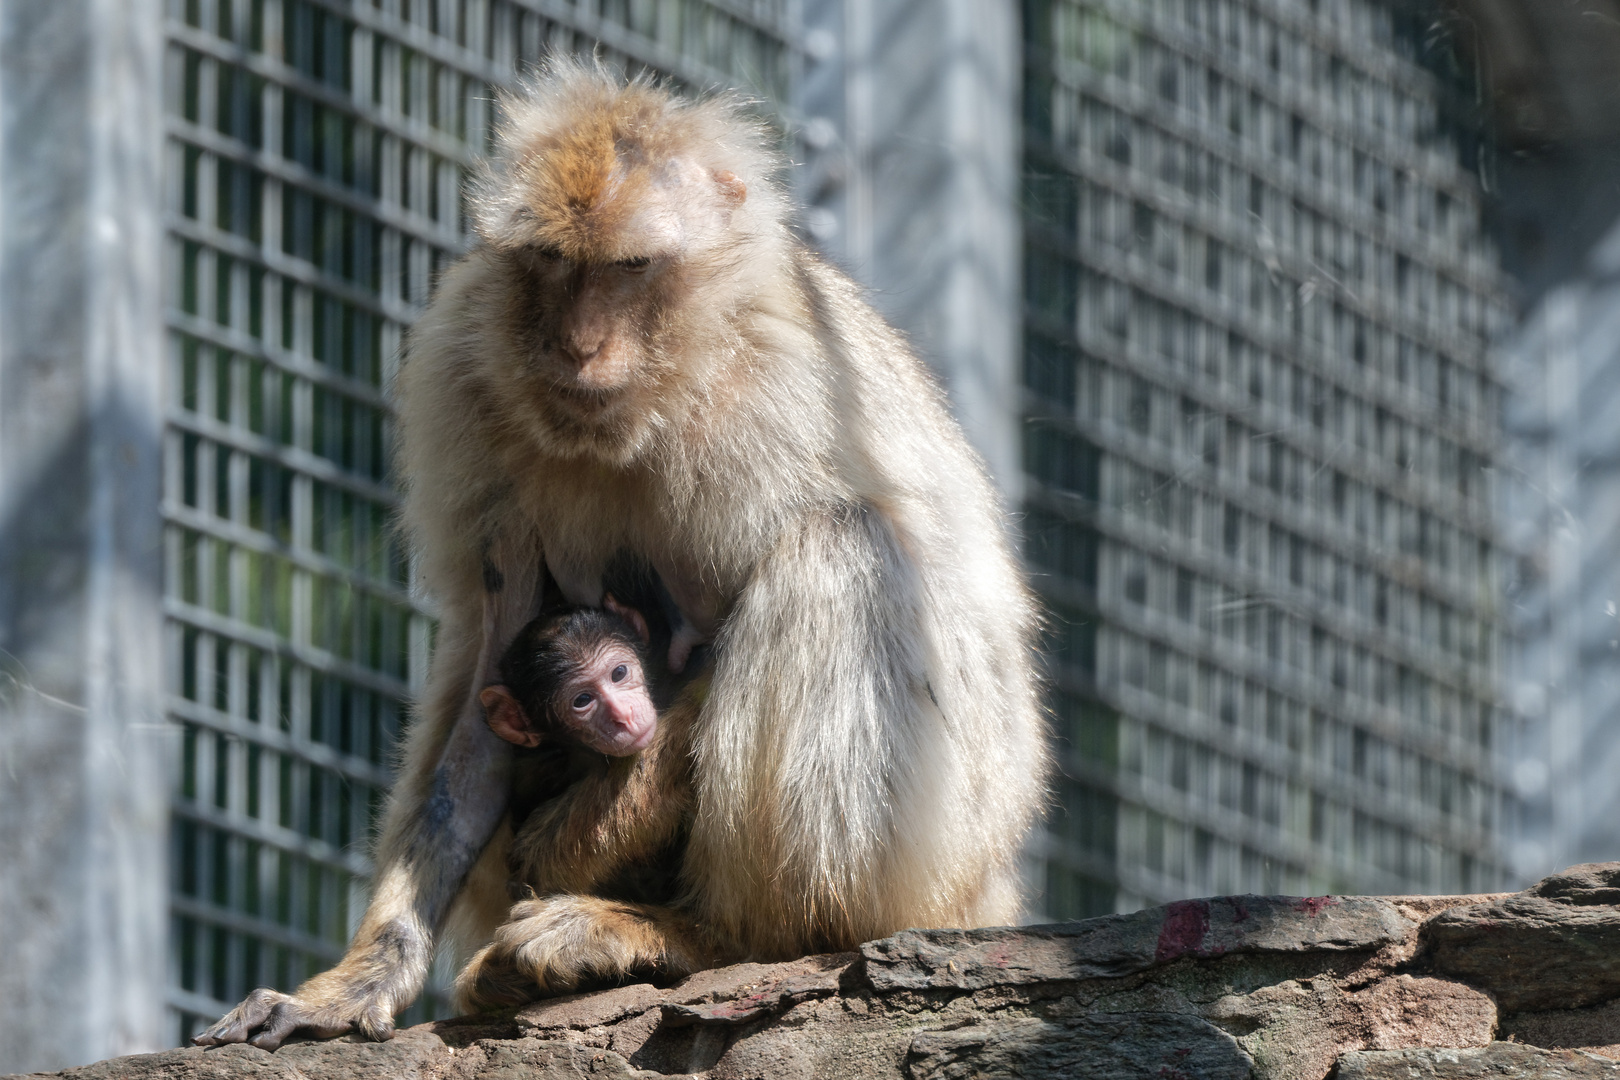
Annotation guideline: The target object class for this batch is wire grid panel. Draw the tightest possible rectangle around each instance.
[161,0,800,1044]
[1023,0,1517,917]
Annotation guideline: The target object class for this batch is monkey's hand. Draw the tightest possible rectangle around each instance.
[192,970,398,1050]
[453,895,714,1011]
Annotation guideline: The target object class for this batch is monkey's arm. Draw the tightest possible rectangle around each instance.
[196,533,545,1049]
[683,496,1038,955]
[453,696,702,1009]
[509,695,695,893]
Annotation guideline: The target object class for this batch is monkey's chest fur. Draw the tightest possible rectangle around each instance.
[513,454,761,643]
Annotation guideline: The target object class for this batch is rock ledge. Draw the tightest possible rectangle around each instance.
[18,865,1620,1080]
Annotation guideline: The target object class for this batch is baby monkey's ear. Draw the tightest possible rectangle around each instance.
[602,593,650,644]
[479,685,542,748]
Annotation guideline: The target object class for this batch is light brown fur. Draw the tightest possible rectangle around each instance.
[504,704,693,898]
[196,59,1046,1047]
[456,695,701,1009]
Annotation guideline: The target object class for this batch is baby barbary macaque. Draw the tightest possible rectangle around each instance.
[479,597,660,758]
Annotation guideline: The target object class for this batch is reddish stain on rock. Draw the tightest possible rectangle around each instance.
[984,942,1014,967]
[1155,900,1211,962]
[1295,896,1337,916]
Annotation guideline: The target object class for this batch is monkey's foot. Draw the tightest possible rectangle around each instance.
[192,986,394,1050]
[454,894,709,1012]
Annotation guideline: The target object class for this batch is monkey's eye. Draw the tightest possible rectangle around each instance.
[520,244,567,271]
[616,256,652,272]
[612,664,628,682]
[572,692,594,709]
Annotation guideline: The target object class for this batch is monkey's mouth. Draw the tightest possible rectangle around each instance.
[607,721,657,755]
[543,378,626,413]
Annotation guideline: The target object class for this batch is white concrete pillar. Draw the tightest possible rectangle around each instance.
[0,0,169,1070]
[799,0,1025,505]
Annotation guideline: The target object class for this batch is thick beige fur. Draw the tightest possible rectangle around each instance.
[196,59,1046,1045]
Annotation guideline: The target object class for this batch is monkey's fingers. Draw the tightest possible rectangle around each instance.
[192,988,371,1050]
[667,626,705,674]
[192,987,285,1045]
[454,943,537,1012]
[245,1000,355,1051]
[457,894,709,1010]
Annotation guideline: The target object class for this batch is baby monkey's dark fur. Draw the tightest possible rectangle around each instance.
[494,603,661,831]
[488,560,698,924]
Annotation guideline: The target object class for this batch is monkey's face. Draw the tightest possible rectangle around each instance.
[471,89,758,457]
[505,245,674,400]
[551,641,657,756]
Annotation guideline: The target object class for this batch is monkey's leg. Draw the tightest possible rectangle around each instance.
[453,896,716,1010]
[196,534,545,1049]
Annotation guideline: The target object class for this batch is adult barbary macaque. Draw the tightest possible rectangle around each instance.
[197,59,1046,1049]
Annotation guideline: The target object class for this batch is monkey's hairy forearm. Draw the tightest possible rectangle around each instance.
[197,535,545,1049]
[510,698,696,894]
[683,499,1038,955]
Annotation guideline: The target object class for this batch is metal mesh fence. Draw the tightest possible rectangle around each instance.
[160,0,798,1044]
[1022,0,1518,916]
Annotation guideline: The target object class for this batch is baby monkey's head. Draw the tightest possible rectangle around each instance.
[480,598,657,756]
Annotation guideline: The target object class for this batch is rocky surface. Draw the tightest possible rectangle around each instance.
[15,865,1620,1080]
[1337,1044,1620,1078]
[1426,864,1620,1014]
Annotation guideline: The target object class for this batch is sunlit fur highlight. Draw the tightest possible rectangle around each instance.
[197,57,1048,1041]
[471,64,780,264]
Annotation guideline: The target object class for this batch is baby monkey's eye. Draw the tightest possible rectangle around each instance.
[616,256,652,272]
[611,664,628,682]
[572,692,594,709]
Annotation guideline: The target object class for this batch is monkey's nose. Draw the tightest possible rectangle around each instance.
[563,332,605,367]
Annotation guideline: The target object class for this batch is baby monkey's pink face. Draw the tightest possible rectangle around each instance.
[480,620,658,759]
[553,639,656,755]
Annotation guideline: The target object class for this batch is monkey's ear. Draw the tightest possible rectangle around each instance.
[480,685,542,748]
[713,169,747,205]
[602,593,651,644]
